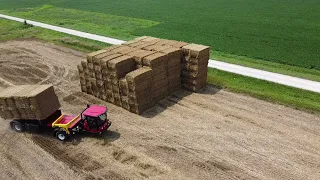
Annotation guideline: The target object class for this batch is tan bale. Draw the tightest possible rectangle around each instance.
[155,39,174,46]
[81,85,87,93]
[95,72,103,80]
[182,63,207,72]
[127,49,156,65]
[168,73,181,82]
[182,56,209,65]
[152,45,173,52]
[169,41,189,48]
[121,96,130,110]
[96,80,104,88]
[182,80,207,92]
[181,66,208,78]
[140,36,161,42]
[152,78,168,90]
[79,73,86,81]
[108,95,115,104]
[87,49,108,63]
[94,65,102,72]
[122,36,149,46]
[126,41,147,48]
[0,86,26,119]
[129,101,154,115]
[104,45,121,51]
[88,62,94,70]
[110,45,138,55]
[160,47,182,67]
[106,89,113,97]
[119,78,129,96]
[142,52,168,69]
[80,79,86,86]
[168,65,182,76]
[153,90,168,102]
[128,88,153,103]
[108,55,136,79]
[134,40,160,49]
[113,93,122,107]
[77,65,84,73]
[126,67,153,83]
[81,61,88,69]
[84,69,90,78]
[112,85,121,94]
[181,76,207,86]
[92,51,115,64]
[153,72,168,83]
[119,46,139,55]
[101,53,123,69]
[168,83,181,93]
[182,44,210,58]
[142,44,165,51]
[14,85,60,120]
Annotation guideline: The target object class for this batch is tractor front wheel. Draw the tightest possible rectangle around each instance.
[56,129,68,141]
[11,121,24,132]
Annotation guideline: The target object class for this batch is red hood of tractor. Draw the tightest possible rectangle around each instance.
[82,105,107,117]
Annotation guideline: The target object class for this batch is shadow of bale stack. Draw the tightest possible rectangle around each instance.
[78,36,210,114]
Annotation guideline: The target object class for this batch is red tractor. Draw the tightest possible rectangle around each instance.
[10,105,111,141]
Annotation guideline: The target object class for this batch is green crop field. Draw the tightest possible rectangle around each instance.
[0,0,319,71]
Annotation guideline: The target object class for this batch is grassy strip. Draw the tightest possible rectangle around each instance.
[0,19,106,52]
[212,52,320,82]
[1,19,319,114]
[0,4,159,41]
[208,68,320,113]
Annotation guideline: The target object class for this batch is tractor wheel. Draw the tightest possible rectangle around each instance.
[11,121,24,132]
[56,130,68,141]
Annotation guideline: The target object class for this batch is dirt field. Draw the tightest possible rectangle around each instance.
[0,40,319,180]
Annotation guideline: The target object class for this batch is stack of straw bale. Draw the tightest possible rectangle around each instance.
[78,36,210,114]
[181,44,210,92]
[0,85,60,120]
[125,67,154,114]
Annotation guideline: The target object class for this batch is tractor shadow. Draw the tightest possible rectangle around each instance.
[68,130,120,145]
[141,84,221,118]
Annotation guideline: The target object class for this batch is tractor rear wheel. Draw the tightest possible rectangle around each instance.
[56,130,68,141]
[11,121,24,132]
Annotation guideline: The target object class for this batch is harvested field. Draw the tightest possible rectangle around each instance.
[0,40,320,180]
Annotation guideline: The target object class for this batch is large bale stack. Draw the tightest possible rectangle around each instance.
[143,53,169,102]
[159,47,182,93]
[0,85,61,120]
[108,55,136,106]
[125,68,154,114]
[101,53,123,102]
[78,36,210,114]
[181,44,210,92]
[119,78,130,110]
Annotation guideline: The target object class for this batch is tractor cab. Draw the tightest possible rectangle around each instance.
[81,105,111,133]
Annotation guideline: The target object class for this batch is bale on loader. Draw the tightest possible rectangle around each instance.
[0,85,61,120]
